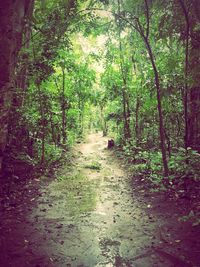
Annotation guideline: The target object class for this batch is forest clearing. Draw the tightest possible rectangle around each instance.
[0,0,200,266]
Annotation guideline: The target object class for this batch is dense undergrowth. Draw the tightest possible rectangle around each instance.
[0,142,77,213]
[113,140,200,226]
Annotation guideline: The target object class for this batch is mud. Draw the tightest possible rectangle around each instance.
[0,133,199,267]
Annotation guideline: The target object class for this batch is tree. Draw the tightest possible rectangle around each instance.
[112,0,169,177]
[0,0,34,173]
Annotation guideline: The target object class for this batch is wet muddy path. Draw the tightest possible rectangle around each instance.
[1,133,199,267]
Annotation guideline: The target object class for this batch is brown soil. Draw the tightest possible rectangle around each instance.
[0,133,200,267]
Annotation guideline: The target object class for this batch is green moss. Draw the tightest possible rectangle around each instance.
[52,172,97,216]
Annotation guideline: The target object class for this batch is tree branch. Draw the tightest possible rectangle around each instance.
[144,0,150,38]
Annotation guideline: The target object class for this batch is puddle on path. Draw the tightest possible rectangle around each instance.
[26,133,174,267]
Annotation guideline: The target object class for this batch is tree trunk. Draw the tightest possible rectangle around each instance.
[187,1,200,152]
[77,96,83,136]
[49,112,56,147]
[41,124,45,165]
[135,96,140,146]
[183,16,189,151]
[36,84,46,164]
[15,0,34,107]
[131,1,169,178]
[121,87,130,140]
[178,0,190,151]
[100,106,108,136]
[117,0,131,141]
[188,87,200,152]
[0,0,32,173]
[61,67,67,144]
[144,37,169,177]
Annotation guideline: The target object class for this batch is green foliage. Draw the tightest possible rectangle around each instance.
[121,141,200,189]
[38,144,63,166]
[169,148,200,180]
[4,0,199,228]
[121,143,164,184]
[180,210,200,226]
[84,161,102,170]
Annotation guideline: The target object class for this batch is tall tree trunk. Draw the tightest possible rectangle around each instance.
[133,1,169,177]
[183,12,189,151]
[178,0,190,151]
[37,84,46,164]
[187,1,200,152]
[188,88,200,151]
[61,67,67,144]
[135,96,140,146]
[41,126,45,165]
[16,0,34,107]
[77,96,83,136]
[144,37,169,177]
[100,106,107,136]
[178,0,200,152]
[0,0,32,173]
[117,0,131,141]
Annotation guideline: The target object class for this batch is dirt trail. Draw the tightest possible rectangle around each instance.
[1,133,198,267]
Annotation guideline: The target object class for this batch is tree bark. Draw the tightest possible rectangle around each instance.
[187,1,200,152]
[61,67,67,144]
[117,0,131,141]
[133,2,169,177]
[100,106,107,136]
[188,88,200,152]
[144,37,169,177]
[178,0,200,152]
[135,96,140,146]
[0,0,32,173]
[178,0,190,151]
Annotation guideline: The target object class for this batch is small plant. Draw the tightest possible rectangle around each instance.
[57,171,84,182]
[84,161,101,170]
[169,147,200,179]
[179,210,200,226]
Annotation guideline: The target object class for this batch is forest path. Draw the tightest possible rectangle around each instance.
[24,132,175,267]
[1,133,196,267]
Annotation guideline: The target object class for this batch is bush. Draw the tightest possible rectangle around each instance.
[169,147,200,180]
